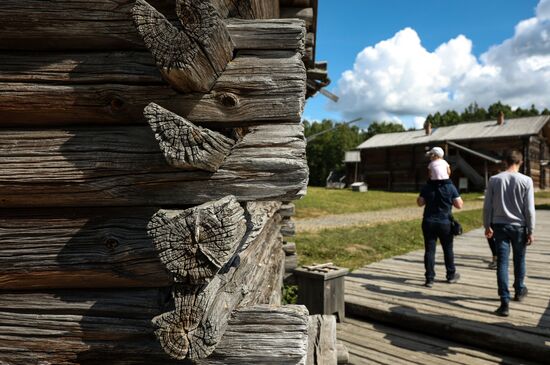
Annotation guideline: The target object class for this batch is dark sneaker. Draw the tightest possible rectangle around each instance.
[514,287,528,302]
[494,303,509,317]
[487,260,497,270]
[447,272,460,283]
[424,280,434,288]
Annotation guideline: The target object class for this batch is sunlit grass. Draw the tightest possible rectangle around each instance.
[296,209,484,270]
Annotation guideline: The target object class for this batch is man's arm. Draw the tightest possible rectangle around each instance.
[453,197,463,209]
[524,178,535,244]
[483,179,494,238]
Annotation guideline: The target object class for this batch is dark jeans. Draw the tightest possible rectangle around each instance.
[493,224,527,304]
[487,237,496,256]
[422,220,456,281]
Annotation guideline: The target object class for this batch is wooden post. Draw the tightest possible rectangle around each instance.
[133,0,234,92]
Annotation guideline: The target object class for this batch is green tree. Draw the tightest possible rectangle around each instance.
[303,119,366,186]
[364,121,405,139]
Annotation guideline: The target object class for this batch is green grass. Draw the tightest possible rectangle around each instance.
[535,191,550,199]
[296,209,484,270]
[295,187,483,219]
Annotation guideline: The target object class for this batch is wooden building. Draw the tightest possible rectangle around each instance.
[0,1,338,364]
[347,115,550,191]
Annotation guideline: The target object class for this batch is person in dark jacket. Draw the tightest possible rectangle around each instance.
[417,179,464,287]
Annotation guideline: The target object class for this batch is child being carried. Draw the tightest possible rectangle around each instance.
[426,147,451,180]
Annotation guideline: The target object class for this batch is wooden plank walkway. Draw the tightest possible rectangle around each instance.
[338,318,539,365]
[341,210,550,364]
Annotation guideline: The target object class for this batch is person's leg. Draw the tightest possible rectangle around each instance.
[437,222,456,281]
[494,225,511,305]
[487,237,497,269]
[510,226,527,300]
[422,221,437,284]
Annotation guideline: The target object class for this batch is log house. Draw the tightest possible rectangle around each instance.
[0,0,333,363]
[348,116,550,191]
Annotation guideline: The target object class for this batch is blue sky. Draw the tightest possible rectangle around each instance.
[305,0,549,128]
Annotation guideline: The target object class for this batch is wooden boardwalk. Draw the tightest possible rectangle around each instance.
[340,210,550,364]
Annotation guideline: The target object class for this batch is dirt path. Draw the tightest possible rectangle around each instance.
[296,198,550,233]
[295,201,485,233]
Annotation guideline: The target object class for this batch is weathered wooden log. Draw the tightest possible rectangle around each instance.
[214,0,280,19]
[306,315,337,365]
[0,201,280,290]
[285,254,298,273]
[336,342,350,364]
[132,0,233,92]
[152,209,284,360]
[0,1,304,51]
[0,291,308,365]
[279,203,296,218]
[280,0,313,7]
[280,7,314,29]
[148,196,247,285]
[283,242,297,256]
[0,123,307,207]
[281,219,297,237]
[144,103,235,171]
[0,51,305,126]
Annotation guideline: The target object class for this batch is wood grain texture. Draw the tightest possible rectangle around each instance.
[0,291,308,365]
[144,103,235,171]
[0,123,307,207]
[152,208,285,359]
[148,196,247,285]
[0,201,280,290]
[0,51,305,126]
[132,0,233,92]
[0,1,304,51]
[307,315,337,365]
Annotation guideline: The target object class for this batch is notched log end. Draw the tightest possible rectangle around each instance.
[152,310,190,360]
[144,103,235,172]
[132,0,234,92]
[147,195,246,284]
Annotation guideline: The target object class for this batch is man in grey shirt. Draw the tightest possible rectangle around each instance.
[483,150,535,317]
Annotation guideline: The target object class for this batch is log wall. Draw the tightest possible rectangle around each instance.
[0,0,319,362]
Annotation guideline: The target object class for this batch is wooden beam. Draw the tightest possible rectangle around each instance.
[0,292,308,365]
[0,51,305,126]
[144,103,235,171]
[0,201,281,290]
[0,123,307,208]
[280,7,314,29]
[132,0,233,92]
[152,211,285,359]
[307,315,337,365]
[0,1,304,51]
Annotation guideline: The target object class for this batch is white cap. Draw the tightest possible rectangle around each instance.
[427,147,444,158]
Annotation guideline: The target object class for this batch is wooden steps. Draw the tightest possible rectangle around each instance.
[344,210,550,363]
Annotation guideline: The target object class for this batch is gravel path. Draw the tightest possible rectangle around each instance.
[296,201,485,233]
[296,198,550,233]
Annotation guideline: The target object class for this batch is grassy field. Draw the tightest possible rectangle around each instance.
[295,187,483,219]
[296,209,484,270]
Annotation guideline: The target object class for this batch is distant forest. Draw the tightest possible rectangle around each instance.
[304,101,550,186]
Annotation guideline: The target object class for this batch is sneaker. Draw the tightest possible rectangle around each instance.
[514,287,528,302]
[494,303,509,317]
[424,280,434,288]
[487,260,497,270]
[447,272,460,284]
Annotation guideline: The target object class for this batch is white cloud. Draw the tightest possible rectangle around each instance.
[332,0,550,126]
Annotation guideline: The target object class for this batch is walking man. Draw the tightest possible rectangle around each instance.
[417,179,464,287]
[484,150,535,317]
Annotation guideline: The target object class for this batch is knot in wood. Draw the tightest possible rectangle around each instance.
[109,96,126,112]
[216,92,239,108]
[104,237,119,250]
